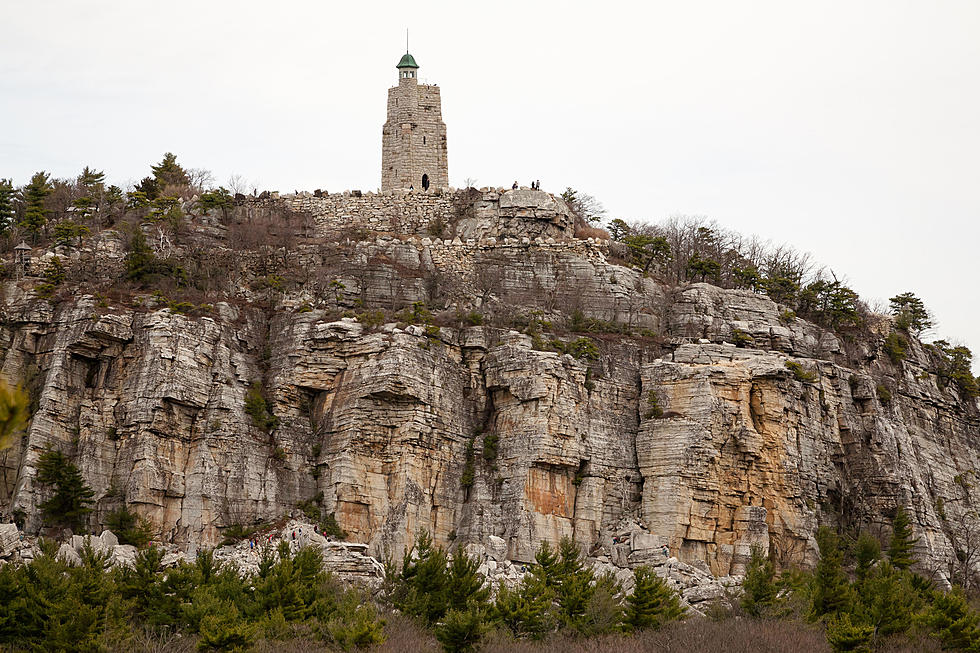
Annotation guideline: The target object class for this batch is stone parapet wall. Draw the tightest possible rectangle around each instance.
[270,190,456,236]
[242,187,577,242]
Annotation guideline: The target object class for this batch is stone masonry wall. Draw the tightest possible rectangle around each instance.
[242,188,576,242]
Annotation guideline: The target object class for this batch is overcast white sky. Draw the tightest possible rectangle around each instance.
[3,1,979,369]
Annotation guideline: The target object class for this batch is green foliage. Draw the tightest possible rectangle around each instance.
[390,531,488,630]
[853,532,880,583]
[0,178,15,234]
[811,526,852,619]
[883,331,908,364]
[0,381,31,451]
[296,499,348,540]
[53,219,90,248]
[644,389,664,419]
[888,507,918,570]
[151,152,190,189]
[436,606,489,653]
[686,254,721,282]
[529,537,601,631]
[567,337,600,361]
[923,586,980,651]
[825,612,874,652]
[622,233,672,273]
[105,506,154,548]
[482,432,499,462]
[608,218,630,241]
[124,229,186,286]
[731,328,754,347]
[245,382,278,432]
[20,171,52,242]
[890,292,934,336]
[930,340,979,398]
[779,309,797,324]
[36,256,66,300]
[36,448,94,530]
[785,360,818,384]
[460,439,475,489]
[624,565,683,631]
[741,546,778,617]
[493,573,554,639]
[876,384,892,404]
[399,301,433,325]
[198,187,233,215]
[197,603,255,651]
[798,277,862,330]
[852,562,919,640]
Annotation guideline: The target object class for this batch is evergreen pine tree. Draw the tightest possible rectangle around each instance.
[853,532,881,583]
[36,449,94,530]
[741,545,778,617]
[853,562,918,639]
[395,530,450,625]
[888,507,918,570]
[578,571,624,636]
[151,152,190,189]
[624,565,683,631]
[923,587,980,651]
[812,526,853,618]
[0,178,14,235]
[493,573,554,638]
[825,612,875,653]
[20,171,51,243]
[435,606,488,653]
[445,548,489,608]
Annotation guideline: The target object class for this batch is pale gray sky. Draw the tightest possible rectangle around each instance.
[3,1,979,369]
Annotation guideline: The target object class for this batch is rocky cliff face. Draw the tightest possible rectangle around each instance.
[1,188,977,585]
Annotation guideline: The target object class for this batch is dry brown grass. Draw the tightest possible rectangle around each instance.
[369,610,441,653]
[478,619,831,653]
[574,224,610,240]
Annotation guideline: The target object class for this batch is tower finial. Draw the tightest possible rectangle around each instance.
[406,28,409,53]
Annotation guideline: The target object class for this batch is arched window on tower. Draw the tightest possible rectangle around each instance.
[422,174,430,191]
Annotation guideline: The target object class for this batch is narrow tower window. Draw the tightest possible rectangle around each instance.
[422,174,430,190]
[423,136,426,145]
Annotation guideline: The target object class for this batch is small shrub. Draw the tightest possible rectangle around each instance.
[272,447,286,463]
[322,512,347,539]
[105,505,154,548]
[461,440,475,489]
[644,390,664,419]
[567,337,600,361]
[785,360,817,383]
[779,309,797,324]
[877,384,892,404]
[884,331,908,364]
[731,329,754,348]
[245,382,278,432]
[356,310,386,330]
[482,433,499,463]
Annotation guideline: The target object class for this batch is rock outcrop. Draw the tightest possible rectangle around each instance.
[0,189,977,590]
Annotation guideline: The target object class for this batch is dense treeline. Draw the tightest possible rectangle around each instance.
[4,516,980,652]
[739,510,980,652]
[0,538,385,652]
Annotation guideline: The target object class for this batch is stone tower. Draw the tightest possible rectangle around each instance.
[381,51,448,192]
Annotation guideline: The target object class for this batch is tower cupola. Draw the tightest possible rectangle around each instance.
[397,52,418,82]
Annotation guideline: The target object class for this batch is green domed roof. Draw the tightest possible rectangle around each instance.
[397,52,419,69]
